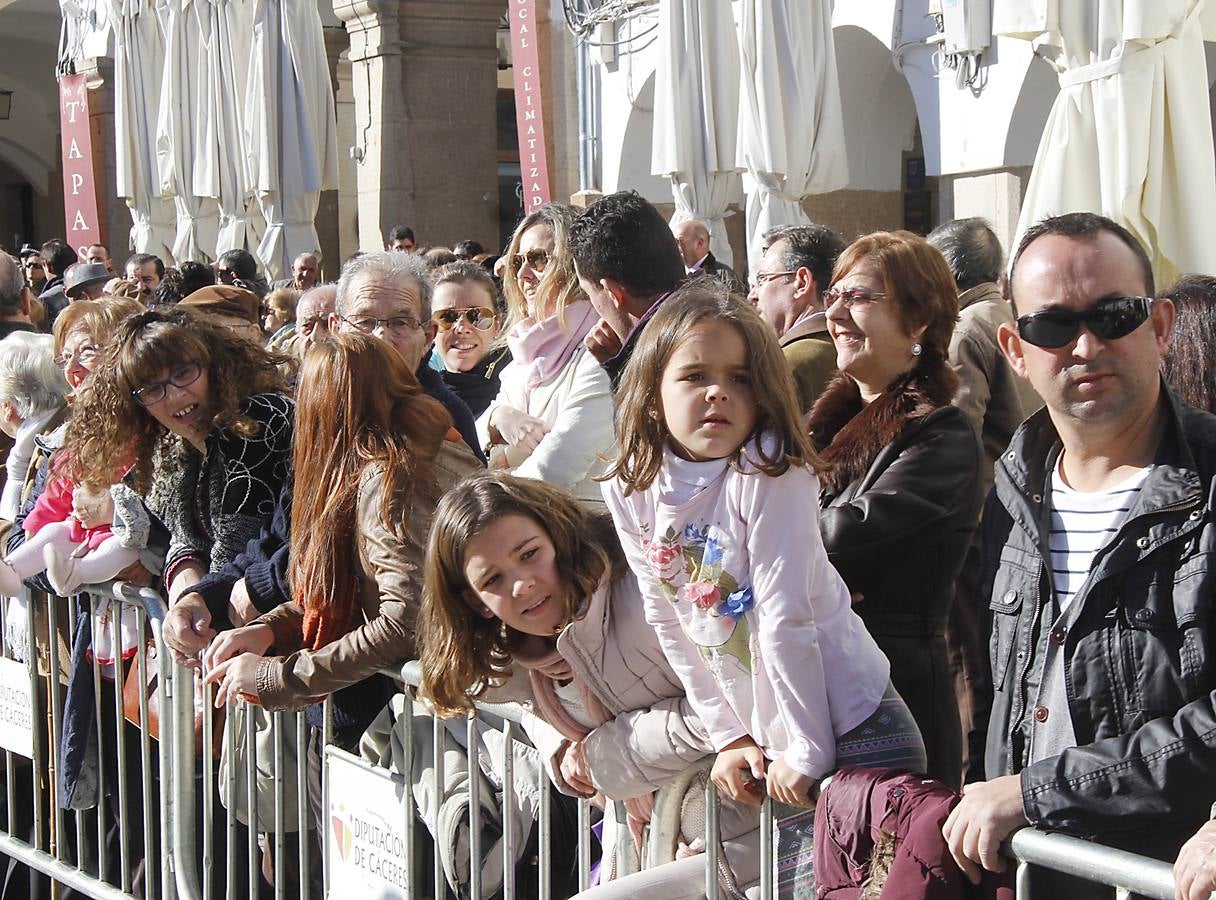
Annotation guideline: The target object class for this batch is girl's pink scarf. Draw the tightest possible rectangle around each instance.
[513,636,654,852]
[506,300,599,404]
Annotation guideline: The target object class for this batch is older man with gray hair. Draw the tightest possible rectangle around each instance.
[749,223,845,412]
[330,251,481,456]
[671,218,746,295]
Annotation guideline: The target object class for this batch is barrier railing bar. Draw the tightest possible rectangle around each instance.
[1005,827,1175,899]
[200,669,214,900]
[431,708,444,898]
[705,780,720,900]
[467,713,482,900]
[759,795,773,900]
[89,601,108,885]
[243,701,256,896]
[501,719,515,900]
[400,691,415,900]
[224,697,237,900]
[538,766,551,900]
[0,831,135,900]
[273,709,286,900]
[577,798,590,892]
[110,600,132,895]
[295,712,309,900]
[134,606,156,900]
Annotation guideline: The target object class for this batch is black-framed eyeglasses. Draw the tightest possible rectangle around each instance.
[341,314,421,335]
[823,287,887,309]
[511,249,549,272]
[753,270,795,287]
[132,362,203,406]
[1016,296,1153,349]
[433,306,496,332]
[55,343,99,370]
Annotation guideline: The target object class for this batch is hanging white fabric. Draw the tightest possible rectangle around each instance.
[248,0,338,281]
[195,0,260,258]
[995,0,1216,286]
[109,0,176,261]
[735,0,848,273]
[156,0,221,263]
[651,0,743,268]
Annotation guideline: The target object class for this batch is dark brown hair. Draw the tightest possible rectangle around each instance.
[606,281,820,495]
[418,472,624,717]
[1162,274,1216,413]
[68,306,291,491]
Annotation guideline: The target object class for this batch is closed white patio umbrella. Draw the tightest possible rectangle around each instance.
[735,0,848,272]
[194,0,259,257]
[109,0,176,261]
[652,0,742,267]
[247,0,338,281]
[155,0,221,263]
[996,0,1216,285]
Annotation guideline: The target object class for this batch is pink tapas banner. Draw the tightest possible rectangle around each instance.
[58,73,103,255]
[509,0,552,211]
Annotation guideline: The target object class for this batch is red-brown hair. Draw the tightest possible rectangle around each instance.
[290,332,454,649]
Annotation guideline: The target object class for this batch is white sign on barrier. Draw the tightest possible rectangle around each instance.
[0,656,33,758]
[324,746,410,900]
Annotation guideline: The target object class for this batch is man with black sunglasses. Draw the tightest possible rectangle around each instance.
[944,211,1216,896]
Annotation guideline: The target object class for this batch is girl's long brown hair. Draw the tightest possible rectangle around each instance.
[604,282,821,495]
[418,471,625,718]
[290,332,453,649]
[68,306,291,491]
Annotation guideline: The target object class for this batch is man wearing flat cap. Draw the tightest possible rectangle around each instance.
[179,285,263,342]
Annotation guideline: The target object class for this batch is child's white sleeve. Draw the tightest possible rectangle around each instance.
[602,481,749,750]
[740,467,839,779]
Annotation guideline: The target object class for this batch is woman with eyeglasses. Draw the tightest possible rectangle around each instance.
[432,261,511,418]
[806,230,982,787]
[477,203,615,505]
[68,306,294,606]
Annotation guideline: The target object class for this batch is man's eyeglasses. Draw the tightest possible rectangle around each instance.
[511,249,549,272]
[433,307,496,332]
[753,270,795,287]
[1015,296,1153,349]
[823,287,887,309]
[341,314,422,335]
[297,316,330,336]
[24,262,43,272]
[132,362,203,406]
[55,343,99,370]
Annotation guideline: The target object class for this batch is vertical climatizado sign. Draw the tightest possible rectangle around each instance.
[58,73,103,256]
[509,0,552,211]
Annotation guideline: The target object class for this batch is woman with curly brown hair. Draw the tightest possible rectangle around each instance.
[68,306,294,604]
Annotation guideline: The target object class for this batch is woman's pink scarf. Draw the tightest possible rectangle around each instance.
[506,300,599,405]
[513,636,654,853]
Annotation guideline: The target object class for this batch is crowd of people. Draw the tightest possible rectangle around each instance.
[0,192,1214,900]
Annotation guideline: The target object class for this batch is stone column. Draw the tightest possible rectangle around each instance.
[333,0,501,252]
[78,57,131,264]
[317,25,350,279]
[949,170,1027,258]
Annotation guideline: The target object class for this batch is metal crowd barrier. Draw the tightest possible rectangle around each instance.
[0,581,1187,900]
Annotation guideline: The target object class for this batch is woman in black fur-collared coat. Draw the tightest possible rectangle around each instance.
[808,231,983,788]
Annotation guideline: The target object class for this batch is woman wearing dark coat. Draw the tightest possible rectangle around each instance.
[808,231,982,788]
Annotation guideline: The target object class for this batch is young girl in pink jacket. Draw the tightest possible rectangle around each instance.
[602,284,926,809]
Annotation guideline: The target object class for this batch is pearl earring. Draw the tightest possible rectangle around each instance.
[911,342,923,357]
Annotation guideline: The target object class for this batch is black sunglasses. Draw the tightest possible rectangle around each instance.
[1016,296,1154,349]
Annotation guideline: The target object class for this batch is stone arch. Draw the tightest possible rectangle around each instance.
[832,24,919,191]
[614,70,675,201]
